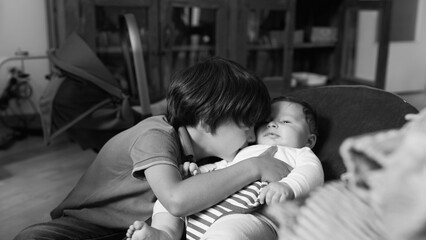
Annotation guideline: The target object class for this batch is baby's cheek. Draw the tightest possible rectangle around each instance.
[255,129,266,143]
[256,136,267,145]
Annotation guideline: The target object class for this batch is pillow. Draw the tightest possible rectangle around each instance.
[287,85,418,181]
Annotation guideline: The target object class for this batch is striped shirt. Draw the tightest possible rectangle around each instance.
[186,181,268,240]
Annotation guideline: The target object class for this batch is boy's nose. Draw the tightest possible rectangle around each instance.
[267,121,278,128]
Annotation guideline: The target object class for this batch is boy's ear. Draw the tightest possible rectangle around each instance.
[198,121,212,133]
[305,134,317,149]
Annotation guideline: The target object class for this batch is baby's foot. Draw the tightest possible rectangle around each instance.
[126,220,144,240]
[126,220,171,240]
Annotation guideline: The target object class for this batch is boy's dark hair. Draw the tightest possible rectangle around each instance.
[272,96,319,137]
[166,56,271,133]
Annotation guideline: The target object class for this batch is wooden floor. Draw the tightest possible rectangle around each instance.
[0,134,96,240]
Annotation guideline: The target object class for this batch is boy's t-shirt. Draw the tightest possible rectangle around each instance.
[50,115,192,229]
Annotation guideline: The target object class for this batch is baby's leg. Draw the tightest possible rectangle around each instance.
[201,213,277,240]
[126,220,168,240]
[126,220,144,240]
[126,213,184,240]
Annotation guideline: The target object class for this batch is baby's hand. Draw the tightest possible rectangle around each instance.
[259,182,294,205]
[180,162,200,178]
[405,113,420,121]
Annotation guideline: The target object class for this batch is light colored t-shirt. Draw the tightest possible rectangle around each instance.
[200,144,324,198]
[232,145,324,198]
[153,144,324,216]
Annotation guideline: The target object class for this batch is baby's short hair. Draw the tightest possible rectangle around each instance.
[272,96,319,137]
[167,56,271,132]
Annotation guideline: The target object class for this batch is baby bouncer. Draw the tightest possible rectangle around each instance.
[40,14,165,151]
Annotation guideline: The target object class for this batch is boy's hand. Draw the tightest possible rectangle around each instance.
[250,146,293,182]
[259,182,294,205]
[180,162,200,178]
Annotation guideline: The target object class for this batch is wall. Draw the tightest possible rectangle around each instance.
[0,0,425,116]
[354,11,378,82]
[386,0,426,92]
[0,0,49,114]
[355,0,426,93]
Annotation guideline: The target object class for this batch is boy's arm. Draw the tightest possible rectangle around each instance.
[145,146,291,217]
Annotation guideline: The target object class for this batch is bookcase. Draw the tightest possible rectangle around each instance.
[46,0,295,99]
[46,0,391,100]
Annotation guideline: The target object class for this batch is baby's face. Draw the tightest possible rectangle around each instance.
[256,101,312,148]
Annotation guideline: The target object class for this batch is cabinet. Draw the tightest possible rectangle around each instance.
[158,0,230,96]
[337,0,392,89]
[46,0,296,100]
[232,0,296,92]
[290,0,391,91]
[46,0,390,98]
[292,0,342,85]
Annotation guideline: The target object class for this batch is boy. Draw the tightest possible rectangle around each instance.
[127,96,324,240]
[14,57,290,240]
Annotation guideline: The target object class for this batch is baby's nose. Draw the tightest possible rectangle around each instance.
[267,121,278,128]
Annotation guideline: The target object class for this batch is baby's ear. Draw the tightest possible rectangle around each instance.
[305,134,317,149]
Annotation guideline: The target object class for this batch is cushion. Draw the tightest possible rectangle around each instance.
[287,85,418,181]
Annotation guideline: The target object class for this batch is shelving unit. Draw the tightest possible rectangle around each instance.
[293,42,336,49]
[47,0,296,97]
[337,0,392,89]
[230,0,296,92]
[46,0,392,99]
[290,0,342,88]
